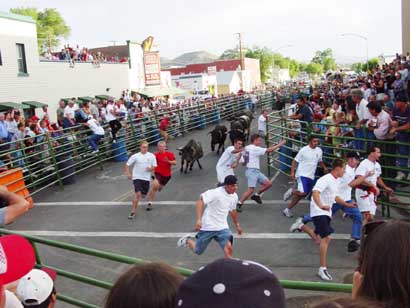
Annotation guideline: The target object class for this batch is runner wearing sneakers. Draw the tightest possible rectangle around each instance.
[215,139,243,186]
[125,141,157,219]
[308,159,346,281]
[355,146,393,224]
[236,134,285,212]
[290,151,373,253]
[147,141,176,211]
[282,136,328,218]
[177,175,242,258]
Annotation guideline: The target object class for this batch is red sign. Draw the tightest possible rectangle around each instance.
[144,52,161,86]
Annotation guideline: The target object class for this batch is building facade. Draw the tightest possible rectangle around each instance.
[403,0,410,55]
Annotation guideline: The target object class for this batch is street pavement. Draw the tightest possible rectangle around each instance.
[8,114,389,307]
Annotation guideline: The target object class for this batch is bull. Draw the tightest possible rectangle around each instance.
[178,139,204,173]
[209,125,227,154]
[229,114,252,144]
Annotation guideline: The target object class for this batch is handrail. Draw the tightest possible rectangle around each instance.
[267,106,410,217]
[0,229,352,308]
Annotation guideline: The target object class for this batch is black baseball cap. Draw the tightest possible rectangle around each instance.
[175,258,285,308]
[346,151,361,160]
[223,175,238,186]
[395,91,409,102]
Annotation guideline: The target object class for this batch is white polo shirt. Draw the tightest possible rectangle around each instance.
[126,152,157,181]
[216,146,239,173]
[337,165,356,201]
[242,144,266,170]
[105,104,117,122]
[258,114,266,134]
[87,118,104,136]
[64,105,77,119]
[310,173,339,218]
[200,186,238,231]
[295,145,323,180]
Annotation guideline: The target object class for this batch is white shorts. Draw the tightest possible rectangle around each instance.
[356,191,377,215]
[217,167,234,184]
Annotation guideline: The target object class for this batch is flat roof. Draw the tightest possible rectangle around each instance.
[0,11,36,24]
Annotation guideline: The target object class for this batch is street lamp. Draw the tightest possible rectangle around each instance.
[272,44,292,83]
[341,33,368,70]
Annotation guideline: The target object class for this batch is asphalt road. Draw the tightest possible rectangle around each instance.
[8,113,369,307]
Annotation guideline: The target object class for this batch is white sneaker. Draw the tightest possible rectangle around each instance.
[290,217,304,232]
[177,234,191,248]
[282,208,293,218]
[283,187,293,202]
[318,267,333,281]
[395,171,406,181]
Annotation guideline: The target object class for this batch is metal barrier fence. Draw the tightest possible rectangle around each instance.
[267,107,410,217]
[0,93,275,198]
[0,229,352,308]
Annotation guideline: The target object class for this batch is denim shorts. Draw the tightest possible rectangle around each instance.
[194,229,233,255]
[245,168,269,188]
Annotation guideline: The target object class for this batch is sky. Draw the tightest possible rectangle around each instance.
[0,0,402,63]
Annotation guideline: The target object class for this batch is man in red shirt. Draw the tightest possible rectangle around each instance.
[159,117,171,142]
[147,141,176,211]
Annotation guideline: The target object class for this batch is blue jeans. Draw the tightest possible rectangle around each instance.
[303,201,362,240]
[397,134,410,174]
[88,134,103,151]
[194,229,233,255]
[354,128,365,150]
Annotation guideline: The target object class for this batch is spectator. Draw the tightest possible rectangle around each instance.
[85,116,105,154]
[104,263,183,308]
[174,258,285,308]
[16,268,57,308]
[105,100,122,143]
[353,220,410,307]
[352,89,371,149]
[63,100,77,129]
[0,113,9,144]
[389,91,410,181]
[366,101,392,140]
[392,72,404,94]
[56,100,66,127]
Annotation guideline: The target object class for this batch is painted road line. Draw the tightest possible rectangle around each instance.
[34,200,310,207]
[112,189,134,202]
[11,230,351,240]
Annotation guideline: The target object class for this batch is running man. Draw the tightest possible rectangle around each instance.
[355,146,393,225]
[177,175,243,258]
[125,141,157,219]
[290,151,373,253]
[236,134,286,212]
[283,135,328,218]
[307,159,346,281]
[216,139,243,186]
[147,141,176,211]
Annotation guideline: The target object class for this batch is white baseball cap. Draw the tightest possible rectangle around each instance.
[16,269,54,306]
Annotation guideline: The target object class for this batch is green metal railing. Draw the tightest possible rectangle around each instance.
[0,229,352,308]
[267,107,410,217]
[0,93,275,198]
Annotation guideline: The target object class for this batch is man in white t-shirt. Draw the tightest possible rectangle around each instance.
[84,116,105,154]
[216,139,243,185]
[105,100,122,143]
[125,141,157,219]
[236,134,286,212]
[177,175,242,258]
[308,159,346,281]
[352,88,371,150]
[63,101,77,128]
[283,136,328,218]
[257,109,268,138]
[355,146,393,224]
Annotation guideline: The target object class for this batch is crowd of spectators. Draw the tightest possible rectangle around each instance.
[41,44,128,65]
[281,52,410,183]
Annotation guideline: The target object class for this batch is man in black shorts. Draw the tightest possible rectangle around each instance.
[125,141,157,219]
[147,141,176,211]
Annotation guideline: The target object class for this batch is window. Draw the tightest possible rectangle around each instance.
[16,43,27,74]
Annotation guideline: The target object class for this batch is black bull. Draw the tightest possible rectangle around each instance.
[178,140,204,173]
[209,125,227,154]
[229,114,252,144]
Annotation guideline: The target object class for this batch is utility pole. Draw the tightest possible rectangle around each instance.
[236,33,244,70]
[109,40,118,46]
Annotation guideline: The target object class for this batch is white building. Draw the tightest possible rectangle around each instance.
[171,73,217,95]
[216,71,241,95]
[269,67,291,85]
[0,11,147,121]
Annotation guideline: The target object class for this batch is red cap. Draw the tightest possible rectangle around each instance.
[41,267,57,281]
[0,235,35,284]
[31,116,39,121]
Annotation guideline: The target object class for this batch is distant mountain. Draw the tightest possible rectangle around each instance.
[161,50,219,68]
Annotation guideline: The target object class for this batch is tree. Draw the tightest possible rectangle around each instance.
[350,58,379,73]
[305,62,324,76]
[219,48,240,60]
[311,48,337,72]
[245,47,274,83]
[10,7,71,53]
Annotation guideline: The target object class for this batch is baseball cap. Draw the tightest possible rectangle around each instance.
[346,151,361,160]
[174,258,285,308]
[17,269,55,306]
[395,91,409,102]
[0,235,35,284]
[223,175,238,186]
